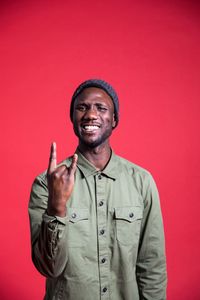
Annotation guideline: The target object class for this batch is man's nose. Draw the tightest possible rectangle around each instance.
[83,107,98,119]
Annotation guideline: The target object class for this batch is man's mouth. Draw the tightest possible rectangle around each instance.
[82,125,100,132]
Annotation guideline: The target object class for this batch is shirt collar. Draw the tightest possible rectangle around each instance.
[75,148,120,180]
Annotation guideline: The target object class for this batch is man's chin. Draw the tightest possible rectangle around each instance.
[74,128,112,149]
[82,140,101,148]
[79,137,104,149]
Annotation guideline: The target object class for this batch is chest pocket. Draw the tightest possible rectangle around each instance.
[68,208,89,247]
[114,206,143,247]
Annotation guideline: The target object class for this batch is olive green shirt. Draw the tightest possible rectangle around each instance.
[29,150,167,300]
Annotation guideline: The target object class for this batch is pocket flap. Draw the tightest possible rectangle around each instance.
[68,208,89,223]
[114,206,143,222]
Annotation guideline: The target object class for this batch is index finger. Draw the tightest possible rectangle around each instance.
[47,142,57,174]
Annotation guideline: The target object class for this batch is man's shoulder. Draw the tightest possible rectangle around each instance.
[114,154,157,193]
[114,153,155,185]
[115,154,150,176]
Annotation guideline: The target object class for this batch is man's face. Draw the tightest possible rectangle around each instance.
[73,87,116,148]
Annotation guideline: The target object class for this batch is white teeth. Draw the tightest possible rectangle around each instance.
[83,125,99,131]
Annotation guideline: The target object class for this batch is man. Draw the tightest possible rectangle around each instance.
[29,79,167,300]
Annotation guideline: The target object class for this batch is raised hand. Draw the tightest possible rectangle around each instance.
[47,142,78,217]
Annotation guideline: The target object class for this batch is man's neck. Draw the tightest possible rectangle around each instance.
[78,143,111,171]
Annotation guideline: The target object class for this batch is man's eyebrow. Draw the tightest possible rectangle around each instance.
[76,101,108,106]
[74,101,88,106]
[95,102,108,106]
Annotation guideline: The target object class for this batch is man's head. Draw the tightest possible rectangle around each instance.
[70,79,119,148]
[70,79,119,127]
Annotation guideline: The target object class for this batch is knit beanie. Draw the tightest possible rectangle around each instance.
[70,79,119,127]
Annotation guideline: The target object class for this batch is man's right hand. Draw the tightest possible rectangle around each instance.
[47,142,78,217]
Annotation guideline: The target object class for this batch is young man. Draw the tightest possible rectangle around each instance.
[29,79,167,300]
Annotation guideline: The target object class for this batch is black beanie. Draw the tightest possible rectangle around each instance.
[70,79,119,127]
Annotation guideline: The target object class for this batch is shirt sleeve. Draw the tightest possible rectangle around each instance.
[28,173,69,278]
[136,173,167,300]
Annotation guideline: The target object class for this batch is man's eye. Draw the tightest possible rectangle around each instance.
[98,106,107,111]
[76,106,86,111]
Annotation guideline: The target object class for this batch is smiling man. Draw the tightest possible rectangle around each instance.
[29,79,167,300]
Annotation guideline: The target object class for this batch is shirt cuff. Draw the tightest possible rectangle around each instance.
[43,211,68,225]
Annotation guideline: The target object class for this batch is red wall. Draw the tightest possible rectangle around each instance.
[1,0,200,299]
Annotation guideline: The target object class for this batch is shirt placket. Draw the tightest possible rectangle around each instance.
[96,172,110,300]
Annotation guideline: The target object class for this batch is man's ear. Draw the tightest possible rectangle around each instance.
[112,114,117,128]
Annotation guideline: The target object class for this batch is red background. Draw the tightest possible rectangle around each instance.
[1,0,200,299]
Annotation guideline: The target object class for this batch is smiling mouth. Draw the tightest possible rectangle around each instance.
[82,125,100,132]
[81,124,100,132]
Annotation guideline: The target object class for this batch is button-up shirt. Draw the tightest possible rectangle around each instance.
[29,150,167,300]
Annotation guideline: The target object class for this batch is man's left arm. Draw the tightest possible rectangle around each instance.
[136,174,167,300]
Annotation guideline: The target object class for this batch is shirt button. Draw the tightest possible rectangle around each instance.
[100,229,105,235]
[102,287,107,293]
[129,212,134,218]
[49,222,56,230]
[99,200,104,206]
[101,258,106,263]
[71,213,77,219]
[98,174,102,180]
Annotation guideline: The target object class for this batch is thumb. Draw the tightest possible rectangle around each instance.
[69,153,78,176]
